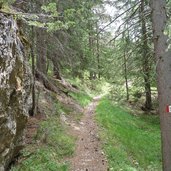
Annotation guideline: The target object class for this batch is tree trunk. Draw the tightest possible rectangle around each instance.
[141,0,152,110]
[36,28,47,75]
[123,47,129,101]
[151,0,171,170]
[89,22,96,80]
[96,23,100,79]
[53,58,62,80]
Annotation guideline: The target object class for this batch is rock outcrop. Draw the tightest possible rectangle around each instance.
[0,13,32,171]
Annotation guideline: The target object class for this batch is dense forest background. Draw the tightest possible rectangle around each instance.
[10,0,159,110]
[0,0,171,171]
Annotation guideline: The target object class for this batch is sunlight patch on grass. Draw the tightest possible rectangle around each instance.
[66,77,111,97]
[69,91,92,107]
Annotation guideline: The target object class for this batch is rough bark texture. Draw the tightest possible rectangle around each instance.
[141,0,152,110]
[36,28,47,75]
[0,13,32,171]
[51,55,62,80]
[96,23,100,79]
[151,1,171,170]
[123,47,129,101]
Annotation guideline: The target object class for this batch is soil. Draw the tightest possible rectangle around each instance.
[67,96,108,171]
[25,113,46,145]
[18,95,108,171]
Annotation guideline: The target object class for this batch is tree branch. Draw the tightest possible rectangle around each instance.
[98,1,141,35]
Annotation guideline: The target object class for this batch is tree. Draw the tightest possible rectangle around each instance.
[151,0,171,170]
[36,28,47,75]
[103,0,154,107]
[140,0,152,110]
[123,30,130,101]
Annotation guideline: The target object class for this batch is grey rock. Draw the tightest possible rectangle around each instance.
[0,13,32,170]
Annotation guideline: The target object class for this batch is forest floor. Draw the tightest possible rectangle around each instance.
[66,96,108,171]
[10,77,161,171]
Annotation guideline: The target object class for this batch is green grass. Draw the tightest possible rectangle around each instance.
[11,117,75,171]
[69,91,92,107]
[96,98,162,171]
[66,77,111,97]
[11,147,68,171]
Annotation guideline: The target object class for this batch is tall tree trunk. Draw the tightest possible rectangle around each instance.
[36,28,47,75]
[151,0,171,170]
[122,29,130,101]
[141,0,152,110]
[123,47,129,101]
[89,29,94,80]
[52,55,62,80]
[89,22,96,80]
[123,30,129,101]
[96,23,100,79]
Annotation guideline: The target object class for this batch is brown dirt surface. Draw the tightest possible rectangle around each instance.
[25,113,46,145]
[67,96,108,171]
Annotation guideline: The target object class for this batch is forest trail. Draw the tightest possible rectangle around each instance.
[68,96,108,171]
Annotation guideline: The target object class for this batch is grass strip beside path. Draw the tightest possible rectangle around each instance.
[96,98,162,171]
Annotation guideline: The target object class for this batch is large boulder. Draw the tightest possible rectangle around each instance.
[0,13,32,171]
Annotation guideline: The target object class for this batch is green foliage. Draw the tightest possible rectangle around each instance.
[42,3,58,17]
[82,78,111,96]
[69,91,92,107]
[26,2,76,32]
[0,0,15,5]
[46,21,67,32]
[96,98,162,171]
[67,77,110,97]
[28,21,45,28]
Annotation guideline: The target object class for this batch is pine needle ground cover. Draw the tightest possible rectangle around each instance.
[96,98,162,171]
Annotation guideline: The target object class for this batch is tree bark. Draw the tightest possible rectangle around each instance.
[36,28,47,75]
[122,29,129,101]
[52,55,62,80]
[96,22,100,79]
[123,46,129,101]
[151,0,171,170]
[141,0,152,110]
[89,22,96,80]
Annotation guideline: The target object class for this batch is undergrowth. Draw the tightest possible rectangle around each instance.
[69,91,92,107]
[11,116,75,171]
[96,98,162,171]
[66,77,111,97]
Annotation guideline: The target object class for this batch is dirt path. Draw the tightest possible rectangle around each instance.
[67,96,108,171]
